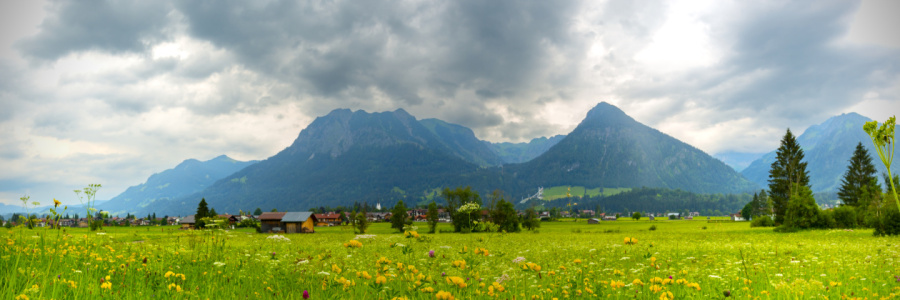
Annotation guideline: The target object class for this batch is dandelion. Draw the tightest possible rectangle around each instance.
[53,199,61,207]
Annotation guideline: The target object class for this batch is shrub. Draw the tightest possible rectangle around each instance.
[649,225,657,231]
[832,206,858,229]
[873,209,900,236]
[750,215,775,227]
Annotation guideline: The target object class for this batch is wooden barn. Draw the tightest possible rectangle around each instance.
[179,215,196,229]
[282,212,317,233]
[259,212,287,233]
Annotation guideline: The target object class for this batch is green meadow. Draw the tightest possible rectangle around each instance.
[2,220,898,299]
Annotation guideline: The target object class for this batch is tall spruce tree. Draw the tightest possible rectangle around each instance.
[768,129,811,225]
[838,142,880,207]
[196,198,209,219]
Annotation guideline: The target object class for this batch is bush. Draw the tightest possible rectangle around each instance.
[750,215,775,227]
[873,208,900,236]
[816,209,836,229]
[237,218,260,229]
[649,225,657,231]
[832,206,858,229]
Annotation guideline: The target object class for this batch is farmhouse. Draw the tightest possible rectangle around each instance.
[179,215,196,229]
[587,218,600,224]
[258,212,318,233]
[314,213,342,226]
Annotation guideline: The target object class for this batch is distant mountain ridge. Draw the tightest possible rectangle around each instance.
[97,155,257,216]
[486,135,566,164]
[107,103,760,216]
[505,102,757,194]
[740,113,894,193]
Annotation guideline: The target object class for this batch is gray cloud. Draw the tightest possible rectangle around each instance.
[17,0,172,60]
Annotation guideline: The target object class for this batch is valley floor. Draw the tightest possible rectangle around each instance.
[2,219,898,299]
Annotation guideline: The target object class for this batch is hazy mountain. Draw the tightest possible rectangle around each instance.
[740,113,894,192]
[714,151,767,172]
[506,102,758,194]
[98,155,257,216]
[150,109,482,216]
[486,135,566,164]
[132,103,760,216]
[419,118,505,166]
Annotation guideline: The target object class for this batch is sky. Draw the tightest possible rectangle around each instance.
[1,0,898,206]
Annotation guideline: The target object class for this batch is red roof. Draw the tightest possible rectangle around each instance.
[258,212,287,221]
[314,213,341,219]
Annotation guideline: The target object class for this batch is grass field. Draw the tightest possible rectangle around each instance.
[2,220,898,299]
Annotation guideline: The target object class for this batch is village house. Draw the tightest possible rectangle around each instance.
[258,212,318,233]
[179,215,196,229]
[730,213,746,222]
[313,213,342,226]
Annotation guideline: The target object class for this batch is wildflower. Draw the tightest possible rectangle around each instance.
[303,290,310,299]
[435,290,454,300]
[632,278,644,286]
[429,250,435,258]
[610,280,625,289]
[15,295,28,300]
[522,262,541,272]
[420,287,435,293]
[213,261,226,267]
[573,259,582,264]
[624,237,637,245]
[165,271,175,278]
[659,291,674,300]
[375,276,387,284]
[331,264,342,274]
[101,281,112,290]
[344,240,363,248]
[452,260,466,269]
[512,257,526,264]
[447,276,467,288]
[54,199,61,207]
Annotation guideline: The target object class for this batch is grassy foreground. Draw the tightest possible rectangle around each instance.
[2,220,899,299]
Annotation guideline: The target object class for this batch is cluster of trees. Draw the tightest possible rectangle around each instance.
[539,188,751,217]
[383,186,537,234]
[751,128,899,235]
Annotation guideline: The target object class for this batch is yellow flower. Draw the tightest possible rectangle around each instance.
[659,291,674,300]
[452,260,466,269]
[14,295,28,300]
[165,271,175,278]
[375,276,387,284]
[632,278,644,286]
[624,237,637,245]
[332,264,342,274]
[573,259,582,264]
[105,275,111,281]
[100,281,112,290]
[446,276,467,288]
[420,287,435,293]
[53,199,61,207]
[435,291,455,300]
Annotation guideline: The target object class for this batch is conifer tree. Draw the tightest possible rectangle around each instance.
[196,198,209,219]
[838,142,881,207]
[390,200,409,232]
[768,129,810,225]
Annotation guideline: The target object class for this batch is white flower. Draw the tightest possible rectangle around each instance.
[775,274,783,277]
[213,262,226,267]
[317,271,331,276]
[708,275,721,279]
[96,232,106,235]
[620,257,630,260]
[74,270,82,273]
[512,257,526,264]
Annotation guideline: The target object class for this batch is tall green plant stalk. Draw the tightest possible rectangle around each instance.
[864,116,897,211]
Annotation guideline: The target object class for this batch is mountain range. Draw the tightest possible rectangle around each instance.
[105,102,755,216]
[97,155,257,216]
[740,112,894,193]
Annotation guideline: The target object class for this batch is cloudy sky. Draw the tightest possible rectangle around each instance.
[1,0,898,206]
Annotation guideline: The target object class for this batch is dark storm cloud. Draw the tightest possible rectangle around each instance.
[172,0,583,115]
[17,0,173,60]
